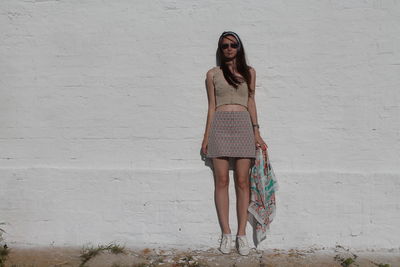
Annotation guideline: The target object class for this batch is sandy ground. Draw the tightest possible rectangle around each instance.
[3,245,400,267]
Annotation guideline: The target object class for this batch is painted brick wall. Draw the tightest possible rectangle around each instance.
[1,0,399,250]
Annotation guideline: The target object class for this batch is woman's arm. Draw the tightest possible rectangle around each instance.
[247,67,268,149]
[247,67,261,137]
[203,69,216,140]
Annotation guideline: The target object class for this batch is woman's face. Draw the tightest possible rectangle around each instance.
[221,35,239,59]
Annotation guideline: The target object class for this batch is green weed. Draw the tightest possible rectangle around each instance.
[79,241,126,267]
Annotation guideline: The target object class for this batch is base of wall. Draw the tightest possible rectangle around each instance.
[1,168,399,250]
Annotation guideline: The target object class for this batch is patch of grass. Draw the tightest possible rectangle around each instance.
[333,245,359,267]
[79,241,126,267]
[333,244,391,267]
[369,260,391,267]
[0,244,10,267]
[0,222,10,267]
[342,257,355,267]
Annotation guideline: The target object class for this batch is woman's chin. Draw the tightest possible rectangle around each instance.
[225,54,236,60]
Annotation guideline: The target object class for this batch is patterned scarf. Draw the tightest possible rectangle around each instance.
[247,145,279,247]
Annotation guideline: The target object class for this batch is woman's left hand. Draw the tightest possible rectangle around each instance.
[255,134,268,150]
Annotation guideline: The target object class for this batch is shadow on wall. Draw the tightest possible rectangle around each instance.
[201,149,255,171]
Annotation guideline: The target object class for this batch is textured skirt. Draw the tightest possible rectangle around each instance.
[206,110,256,158]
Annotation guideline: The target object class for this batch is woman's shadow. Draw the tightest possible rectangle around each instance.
[201,148,238,169]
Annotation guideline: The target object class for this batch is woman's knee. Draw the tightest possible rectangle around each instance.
[235,176,249,190]
[213,157,230,189]
[216,175,229,188]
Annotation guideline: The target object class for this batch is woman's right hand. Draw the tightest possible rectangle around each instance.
[201,137,208,155]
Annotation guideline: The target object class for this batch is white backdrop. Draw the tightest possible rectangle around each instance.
[0,0,399,250]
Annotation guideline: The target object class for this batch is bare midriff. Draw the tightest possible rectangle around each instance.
[215,104,248,112]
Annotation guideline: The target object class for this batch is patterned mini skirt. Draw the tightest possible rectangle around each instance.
[206,110,256,159]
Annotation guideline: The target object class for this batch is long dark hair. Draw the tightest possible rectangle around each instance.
[217,31,253,96]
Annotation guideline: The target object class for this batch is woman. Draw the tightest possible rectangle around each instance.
[201,31,268,255]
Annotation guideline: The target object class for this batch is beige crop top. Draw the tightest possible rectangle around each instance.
[213,67,249,108]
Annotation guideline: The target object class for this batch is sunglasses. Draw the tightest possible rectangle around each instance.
[221,43,239,49]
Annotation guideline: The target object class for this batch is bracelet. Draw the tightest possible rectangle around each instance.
[252,124,260,129]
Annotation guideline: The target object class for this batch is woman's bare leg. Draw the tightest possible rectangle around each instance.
[234,158,252,236]
[212,157,231,234]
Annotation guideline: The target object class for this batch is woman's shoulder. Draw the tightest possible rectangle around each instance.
[208,66,220,72]
[248,66,256,78]
[206,66,220,78]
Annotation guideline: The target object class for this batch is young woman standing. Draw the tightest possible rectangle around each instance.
[201,31,267,255]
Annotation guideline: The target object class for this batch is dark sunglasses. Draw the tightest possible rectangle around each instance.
[221,43,239,49]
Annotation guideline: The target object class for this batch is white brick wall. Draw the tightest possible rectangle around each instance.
[1,0,399,250]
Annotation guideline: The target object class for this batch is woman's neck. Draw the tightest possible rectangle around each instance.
[224,59,237,72]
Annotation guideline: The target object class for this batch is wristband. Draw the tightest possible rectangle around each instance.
[252,124,260,129]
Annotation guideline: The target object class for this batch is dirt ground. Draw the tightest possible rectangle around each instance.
[3,245,400,267]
